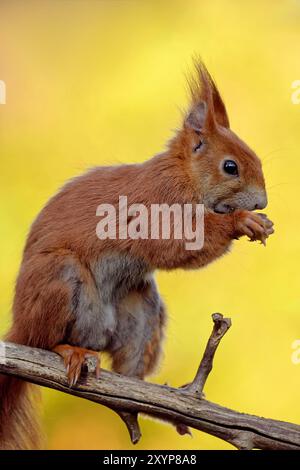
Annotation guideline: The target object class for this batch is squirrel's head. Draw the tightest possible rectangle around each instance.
[176,61,267,214]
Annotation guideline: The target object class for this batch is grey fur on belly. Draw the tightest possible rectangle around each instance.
[61,252,161,351]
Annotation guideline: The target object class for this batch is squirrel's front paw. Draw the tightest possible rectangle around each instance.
[234,211,274,245]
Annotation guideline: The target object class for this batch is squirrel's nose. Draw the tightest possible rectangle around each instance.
[253,192,268,210]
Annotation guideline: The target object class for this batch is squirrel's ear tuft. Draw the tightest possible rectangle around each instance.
[185,59,230,130]
[209,77,230,128]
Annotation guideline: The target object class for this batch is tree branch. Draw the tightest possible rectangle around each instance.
[0,314,299,450]
[183,313,231,396]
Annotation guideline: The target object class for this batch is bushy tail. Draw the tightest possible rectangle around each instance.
[0,331,42,449]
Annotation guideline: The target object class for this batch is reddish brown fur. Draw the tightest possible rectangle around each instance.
[0,61,273,449]
[0,328,42,449]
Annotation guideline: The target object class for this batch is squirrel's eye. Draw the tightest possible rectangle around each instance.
[223,159,238,176]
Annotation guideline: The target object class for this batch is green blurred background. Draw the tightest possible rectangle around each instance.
[0,0,299,450]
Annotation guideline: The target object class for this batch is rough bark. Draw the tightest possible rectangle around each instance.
[0,314,299,450]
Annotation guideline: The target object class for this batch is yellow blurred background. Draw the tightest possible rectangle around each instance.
[0,0,300,450]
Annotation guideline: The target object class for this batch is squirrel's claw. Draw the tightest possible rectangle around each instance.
[53,344,101,387]
[235,211,274,246]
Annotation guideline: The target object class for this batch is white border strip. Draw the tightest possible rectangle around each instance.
[0,80,6,105]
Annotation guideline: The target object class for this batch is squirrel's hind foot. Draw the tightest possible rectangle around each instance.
[53,344,100,387]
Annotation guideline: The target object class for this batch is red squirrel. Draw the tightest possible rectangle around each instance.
[0,62,274,449]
